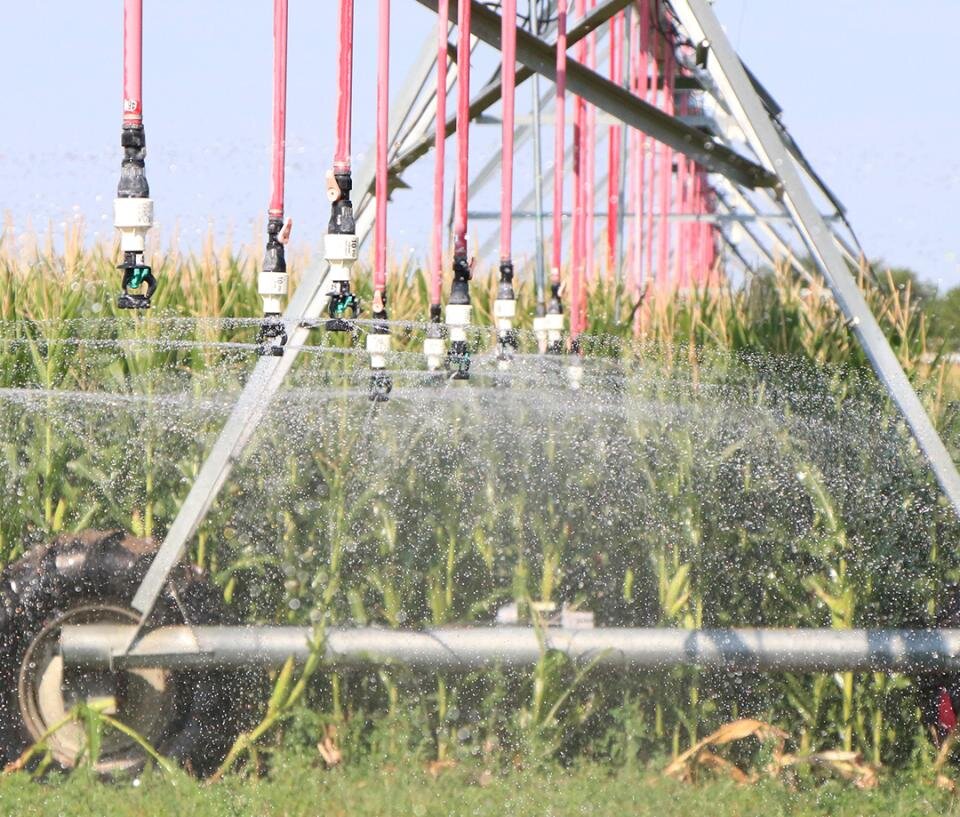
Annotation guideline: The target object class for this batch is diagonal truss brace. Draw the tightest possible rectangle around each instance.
[670,0,960,516]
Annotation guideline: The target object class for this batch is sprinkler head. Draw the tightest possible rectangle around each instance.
[369,370,393,402]
[325,284,360,332]
[450,254,472,305]
[256,317,288,357]
[446,340,471,380]
[497,328,519,366]
[117,252,156,309]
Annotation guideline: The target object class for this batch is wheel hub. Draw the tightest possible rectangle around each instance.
[18,604,176,774]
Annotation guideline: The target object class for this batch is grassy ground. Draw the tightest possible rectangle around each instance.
[1,757,957,817]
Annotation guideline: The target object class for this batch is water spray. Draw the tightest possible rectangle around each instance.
[114,0,156,310]
[538,0,567,356]
[325,0,360,333]
[445,0,473,379]
[494,0,519,368]
[256,0,292,356]
[424,0,450,373]
[368,0,393,401]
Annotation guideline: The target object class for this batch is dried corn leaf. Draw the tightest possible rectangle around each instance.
[665,719,786,782]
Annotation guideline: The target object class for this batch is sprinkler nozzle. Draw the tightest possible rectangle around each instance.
[497,329,519,360]
[326,283,360,332]
[446,340,471,380]
[116,251,156,309]
[256,317,288,356]
[369,370,393,402]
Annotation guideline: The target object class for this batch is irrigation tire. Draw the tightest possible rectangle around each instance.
[0,529,259,776]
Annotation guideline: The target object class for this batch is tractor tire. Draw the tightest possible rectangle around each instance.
[0,529,259,776]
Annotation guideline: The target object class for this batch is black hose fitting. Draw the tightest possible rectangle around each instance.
[497,262,516,304]
[429,303,442,323]
[449,254,472,305]
[263,217,287,274]
[547,282,563,315]
[328,172,355,235]
[117,125,149,199]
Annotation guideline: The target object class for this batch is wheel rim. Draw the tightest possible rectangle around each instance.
[18,604,177,773]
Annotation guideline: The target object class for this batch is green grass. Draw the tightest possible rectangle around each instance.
[2,756,959,817]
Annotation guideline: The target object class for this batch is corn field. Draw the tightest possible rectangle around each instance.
[3,223,960,774]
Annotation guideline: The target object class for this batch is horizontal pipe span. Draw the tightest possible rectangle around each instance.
[61,626,960,672]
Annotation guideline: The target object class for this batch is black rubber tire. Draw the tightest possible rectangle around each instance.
[0,529,260,776]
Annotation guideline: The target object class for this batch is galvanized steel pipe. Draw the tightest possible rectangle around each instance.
[61,625,960,673]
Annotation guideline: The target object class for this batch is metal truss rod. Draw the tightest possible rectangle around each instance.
[672,0,960,517]
[409,0,776,190]
[392,0,609,179]
[716,225,759,279]
[64,624,960,673]
[714,184,814,283]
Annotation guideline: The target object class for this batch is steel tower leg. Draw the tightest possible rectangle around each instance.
[671,0,960,516]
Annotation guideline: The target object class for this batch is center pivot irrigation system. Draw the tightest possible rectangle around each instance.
[7,0,960,773]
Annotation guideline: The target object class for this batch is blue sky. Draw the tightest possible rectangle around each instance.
[1,1,958,287]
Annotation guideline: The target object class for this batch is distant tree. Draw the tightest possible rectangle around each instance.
[924,286,960,352]
[878,266,939,306]
[874,264,960,352]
